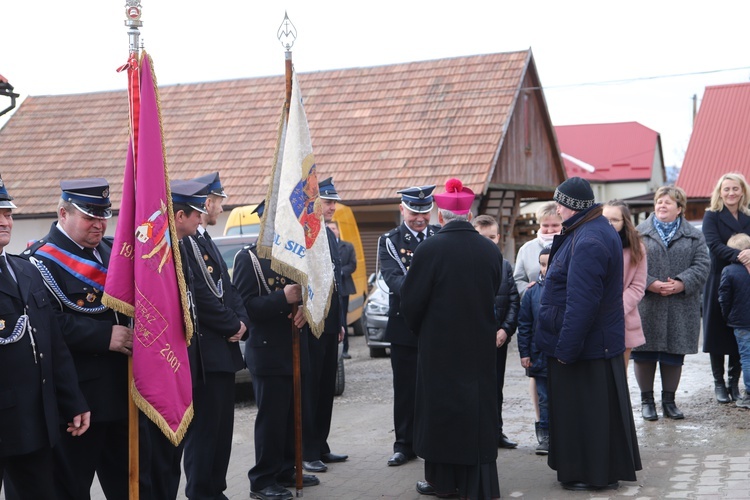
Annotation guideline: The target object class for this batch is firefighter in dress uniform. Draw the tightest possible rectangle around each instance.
[181,172,249,500]
[378,185,440,467]
[0,175,90,500]
[22,178,132,500]
[233,201,319,500]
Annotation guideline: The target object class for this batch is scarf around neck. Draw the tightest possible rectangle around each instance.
[653,216,681,247]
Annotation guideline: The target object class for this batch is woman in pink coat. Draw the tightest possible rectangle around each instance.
[604,200,647,368]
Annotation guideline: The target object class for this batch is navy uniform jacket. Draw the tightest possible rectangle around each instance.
[338,239,357,296]
[378,222,439,347]
[0,254,88,458]
[323,227,344,335]
[232,244,310,377]
[183,230,248,374]
[22,222,129,423]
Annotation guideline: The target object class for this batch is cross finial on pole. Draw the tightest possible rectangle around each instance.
[277,11,297,52]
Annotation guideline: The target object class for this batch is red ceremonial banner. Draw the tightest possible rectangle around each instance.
[103,52,193,445]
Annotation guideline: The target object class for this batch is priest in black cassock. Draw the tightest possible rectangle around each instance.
[400,178,502,500]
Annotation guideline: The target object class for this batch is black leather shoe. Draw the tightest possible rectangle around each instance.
[276,474,320,488]
[498,433,518,449]
[302,460,327,472]
[250,484,293,500]
[562,481,619,491]
[715,383,731,404]
[321,452,348,463]
[387,452,411,466]
[416,480,436,496]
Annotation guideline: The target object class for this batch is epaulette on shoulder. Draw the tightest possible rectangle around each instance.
[383,227,399,238]
[21,238,46,258]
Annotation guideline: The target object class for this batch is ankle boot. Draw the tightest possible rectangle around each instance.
[729,383,741,402]
[641,391,658,421]
[534,421,542,445]
[715,382,731,404]
[728,375,741,402]
[535,427,549,456]
[662,391,684,419]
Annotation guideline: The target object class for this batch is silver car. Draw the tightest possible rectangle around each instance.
[363,273,390,358]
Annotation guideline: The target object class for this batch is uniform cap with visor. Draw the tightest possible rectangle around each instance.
[60,178,112,219]
[0,174,17,209]
[318,177,341,201]
[397,185,436,213]
[192,172,227,198]
[170,179,208,214]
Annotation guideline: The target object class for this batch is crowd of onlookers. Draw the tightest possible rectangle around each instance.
[502,173,750,451]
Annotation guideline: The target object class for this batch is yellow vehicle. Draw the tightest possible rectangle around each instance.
[224,202,367,335]
[223,203,261,236]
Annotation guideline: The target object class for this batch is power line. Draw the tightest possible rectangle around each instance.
[543,66,750,90]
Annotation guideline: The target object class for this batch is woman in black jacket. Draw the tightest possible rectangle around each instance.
[702,173,750,403]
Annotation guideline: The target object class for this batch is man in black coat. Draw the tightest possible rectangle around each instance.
[302,177,348,473]
[182,172,249,499]
[400,178,503,498]
[138,179,207,500]
[0,175,91,499]
[22,178,132,500]
[377,185,439,467]
[326,220,357,358]
[233,201,319,500]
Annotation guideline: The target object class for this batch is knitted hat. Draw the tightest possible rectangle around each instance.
[553,177,595,211]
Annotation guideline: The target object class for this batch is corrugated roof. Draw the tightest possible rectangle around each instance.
[555,122,659,182]
[677,82,750,198]
[0,50,530,216]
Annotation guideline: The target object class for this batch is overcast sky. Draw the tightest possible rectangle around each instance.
[2,0,749,168]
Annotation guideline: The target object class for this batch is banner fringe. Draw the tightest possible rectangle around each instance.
[101,293,134,318]
[131,379,193,446]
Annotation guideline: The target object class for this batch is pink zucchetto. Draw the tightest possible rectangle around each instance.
[433,178,475,215]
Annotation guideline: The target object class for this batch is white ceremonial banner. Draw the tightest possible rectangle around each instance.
[258,70,333,337]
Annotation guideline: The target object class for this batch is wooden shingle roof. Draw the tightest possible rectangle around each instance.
[0,50,531,216]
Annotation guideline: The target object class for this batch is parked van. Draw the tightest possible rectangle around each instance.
[224,202,367,335]
[224,203,261,236]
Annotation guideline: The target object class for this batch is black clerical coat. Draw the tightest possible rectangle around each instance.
[400,220,502,465]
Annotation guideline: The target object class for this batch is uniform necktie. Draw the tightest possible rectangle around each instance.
[0,256,20,298]
[83,247,101,263]
[417,231,425,243]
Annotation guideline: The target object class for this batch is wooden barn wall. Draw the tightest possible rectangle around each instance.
[490,73,562,190]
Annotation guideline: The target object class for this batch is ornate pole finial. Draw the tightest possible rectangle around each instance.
[124,0,144,55]
[277,11,297,52]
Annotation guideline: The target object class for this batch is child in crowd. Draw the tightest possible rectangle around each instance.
[472,215,520,449]
[718,232,750,409]
[517,247,551,454]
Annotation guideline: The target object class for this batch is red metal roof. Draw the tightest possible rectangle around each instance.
[676,82,750,198]
[555,122,660,182]
[0,51,533,216]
